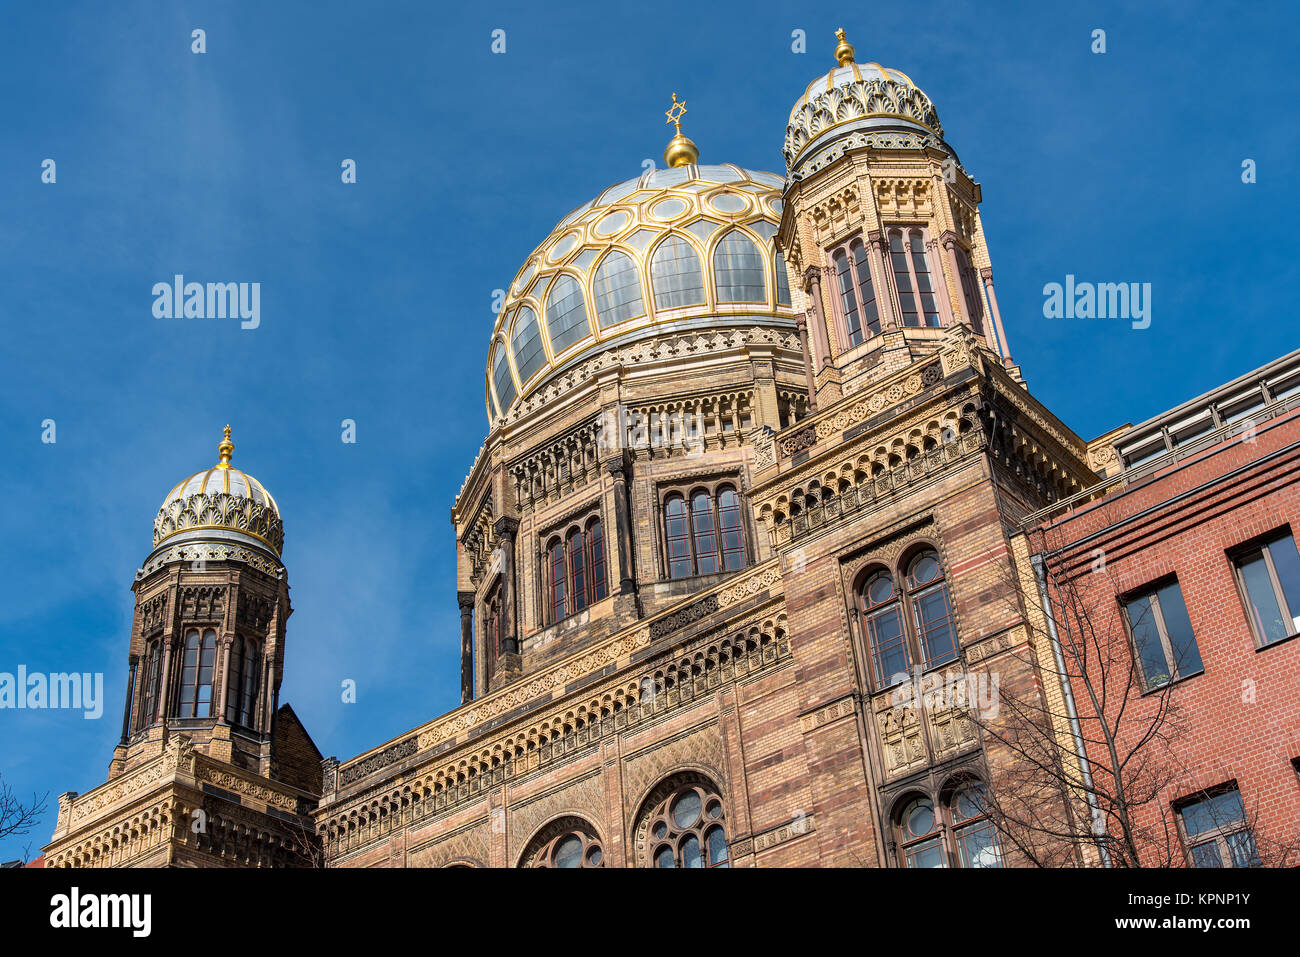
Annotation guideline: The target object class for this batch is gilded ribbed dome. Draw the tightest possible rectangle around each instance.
[152,427,284,556]
[486,163,797,423]
[784,30,945,178]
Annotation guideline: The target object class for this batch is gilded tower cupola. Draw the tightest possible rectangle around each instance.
[784,29,949,179]
[149,426,285,566]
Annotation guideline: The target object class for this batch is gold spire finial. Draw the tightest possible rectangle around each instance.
[217,425,234,467]
[663,92,699,168]
[834,28,855,66]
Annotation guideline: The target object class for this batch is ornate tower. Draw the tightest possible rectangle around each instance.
[778,29,1016,410]
[44,428,322,867]
[110,426,290,777]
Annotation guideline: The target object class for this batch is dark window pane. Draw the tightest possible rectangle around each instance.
[691,492,718,575]
[1127,594,1173,689]
[1240,553,1287,643]
[665,496,692,579]
[868,605,909,686]
[1227,830,1260,868]
[1190,843,1223,868]
[914,584,957,668]
[1182,790,1246,836]
[569,531,587,613]
[706,826,728,866]
[671,790,702,828]
[957,822,1002,868]
[587,520,607,603]
[681,834,702,868]
[1154,581,1202,677]
[718,488,745,571]
[1267,533,1300,636]
[905,837,945,868]
[654,845,675,868]
[553,835,583,868]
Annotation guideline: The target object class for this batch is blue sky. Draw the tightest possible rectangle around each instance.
[1,0,1297,860]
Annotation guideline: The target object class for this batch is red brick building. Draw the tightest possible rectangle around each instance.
[1019,348,1300,867]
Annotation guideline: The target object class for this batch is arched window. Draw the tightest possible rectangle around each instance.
[858,548,957,688]
[585,517,608,604]
[862,569,910,686]
[664,494,692,579]
[952,782,1001,868]
[691,489,719,575]
[520,817,605,868]
[775,252,792,306]
[548,537,566,622]
[546,274,590,354]
[225,636,260,728]
[531,831,604,868]
[899,795,944,867]
[568,527,588,614]
[664,485,748,579]
[650,236,705,310]
[895,783,1002,868]
[176,628,217,718]
[713,230,765,302]
[593,251,644,327]
[889,229,940,328]
[141,639,162,727]
[646,782,729,868]
[544,516,608,624]
[907,549,957,669]
[510,306,546,385]
[491,342,516,412]
[831,239,880,348]
[718,487,745,572]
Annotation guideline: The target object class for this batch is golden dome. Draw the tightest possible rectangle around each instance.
[152,426,284,556]
[485,162,797,423]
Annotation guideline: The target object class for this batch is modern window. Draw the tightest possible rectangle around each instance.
[713,229,766,303]
[225,636,260,728]
[175,628,217,719]
[1123,579,1203,690]
[546,274,590,354]
[830,238,881,347]
[896,781,1002,868]
[543,515,608,624]
[650,235,705,310]
[857,548,957,688]
[592,251,644,327]
[1233,530,1300,646]
[662,483,748,579]
[647,783,729,868]
[888,228,941,327]
[1178,786,1260,868]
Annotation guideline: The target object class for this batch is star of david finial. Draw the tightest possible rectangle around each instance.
[665,92,688,133]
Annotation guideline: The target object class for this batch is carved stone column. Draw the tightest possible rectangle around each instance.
[457,591,475,704]
[980,267,1011,361]
[868,230,899,331]
[606,457,637,595]
[940,234,970,327]
[119,657,137,744]
[803,267,832,368]
[794,314,818,411]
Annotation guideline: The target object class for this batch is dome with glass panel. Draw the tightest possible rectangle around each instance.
[485,161,798,423]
